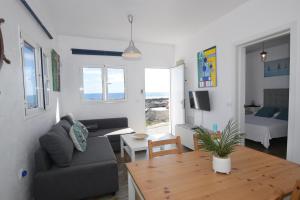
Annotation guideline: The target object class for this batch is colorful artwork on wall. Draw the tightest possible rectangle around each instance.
[197,46,217,88]
[264,58,290,77]
[51,49,61,92]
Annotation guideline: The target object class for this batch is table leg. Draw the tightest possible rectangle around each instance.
[131,149,135,162]
[128,172,136,200]
[121,137,124,158]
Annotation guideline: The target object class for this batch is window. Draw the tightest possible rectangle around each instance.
[20,33,48,116]
[22,42,39,109]
[81,66,126,102]
[41,52,50,108]
[82,68,103,101]
[107,68,125,101]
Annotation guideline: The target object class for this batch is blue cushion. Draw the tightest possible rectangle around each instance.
[255,107,278,118]
[275,108,289,121]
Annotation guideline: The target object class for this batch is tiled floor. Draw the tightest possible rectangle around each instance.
[146,122,170,135]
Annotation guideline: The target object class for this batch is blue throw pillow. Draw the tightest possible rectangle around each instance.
[275,108,289,121]
[255,107,278,118]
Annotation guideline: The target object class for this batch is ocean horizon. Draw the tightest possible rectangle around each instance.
[25,92,170,106]
[145,92,169,99]
[83,92,169,100]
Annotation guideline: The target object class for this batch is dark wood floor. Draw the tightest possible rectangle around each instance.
[245,137,287,159]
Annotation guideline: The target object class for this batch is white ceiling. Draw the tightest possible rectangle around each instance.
[45,0,250,44]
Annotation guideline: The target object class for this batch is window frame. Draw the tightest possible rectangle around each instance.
[80,65,127,103]
[41,49,51,109]
[20,32,45,116]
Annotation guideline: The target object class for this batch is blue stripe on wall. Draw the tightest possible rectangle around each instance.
[71,48,123,57]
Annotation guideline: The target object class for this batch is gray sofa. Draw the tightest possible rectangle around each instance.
[33,117,132,200]
[80,117,134,152]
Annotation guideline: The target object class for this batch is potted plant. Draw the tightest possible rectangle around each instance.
[195,120,244,174]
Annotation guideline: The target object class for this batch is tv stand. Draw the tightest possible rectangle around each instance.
[175,124,197,150]
[175,124,213,150]
[191,126,200,130]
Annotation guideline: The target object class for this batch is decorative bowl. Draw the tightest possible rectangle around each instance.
[132,133,148,140]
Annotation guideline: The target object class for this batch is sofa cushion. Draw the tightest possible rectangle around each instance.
[57,119,72,133]
[80,117,128,131]
[39,125,74,167]
[69,123,87,152]
[71,136,116,166]
[35,148,52,172]
[89,128,134,141]
[61,115,75,125]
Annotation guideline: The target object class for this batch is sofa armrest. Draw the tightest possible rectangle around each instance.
[80,117,128,131]
[34,160,119,200]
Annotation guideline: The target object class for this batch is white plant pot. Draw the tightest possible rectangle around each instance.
[212,155,231,174]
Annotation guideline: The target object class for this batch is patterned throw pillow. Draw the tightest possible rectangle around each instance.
[74,120,89,139]
[69,123,87,152]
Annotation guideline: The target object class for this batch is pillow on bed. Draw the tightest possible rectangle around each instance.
[275,108,289,121]
[273,112,280,118]
[255,107,278,118]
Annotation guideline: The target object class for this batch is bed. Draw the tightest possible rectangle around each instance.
[245,89,289,149]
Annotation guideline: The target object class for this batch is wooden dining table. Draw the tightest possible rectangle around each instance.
[126,146,300,200]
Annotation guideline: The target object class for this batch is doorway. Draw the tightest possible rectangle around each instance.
[236,27,296,161]
[244,34,290,159]
[145,68,170,135]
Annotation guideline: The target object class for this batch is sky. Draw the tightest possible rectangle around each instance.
[83,68,102,94]
[83,67,124,94]
[24,44,37,96]
[83,68,170,95]
[145,68,170,93]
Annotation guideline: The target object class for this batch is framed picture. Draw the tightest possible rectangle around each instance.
[51,49,61,92]
[264,57,290,77]
[197,46,217,88]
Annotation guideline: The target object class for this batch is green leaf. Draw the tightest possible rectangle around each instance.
[195,120,244,158]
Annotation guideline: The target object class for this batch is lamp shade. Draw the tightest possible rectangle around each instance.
[122,40,142,59]
[260,42,267,62]
[260,51,267,62]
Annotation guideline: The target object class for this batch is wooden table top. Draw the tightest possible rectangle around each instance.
[126,146,300,200]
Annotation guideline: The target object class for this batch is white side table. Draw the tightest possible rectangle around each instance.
[120,134,148,161]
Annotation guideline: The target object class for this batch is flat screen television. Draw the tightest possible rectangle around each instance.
[189,91,211,111]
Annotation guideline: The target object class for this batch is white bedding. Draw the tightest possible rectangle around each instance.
[245,115,288,149]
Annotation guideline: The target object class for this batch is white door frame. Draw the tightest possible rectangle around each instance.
[235,22,297,161]
[169,64,185,135]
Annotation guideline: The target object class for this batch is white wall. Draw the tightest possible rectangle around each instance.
[58,35,174,133]
[0,0,60,199]
[246,43,290,105]
[175,0,300,163]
